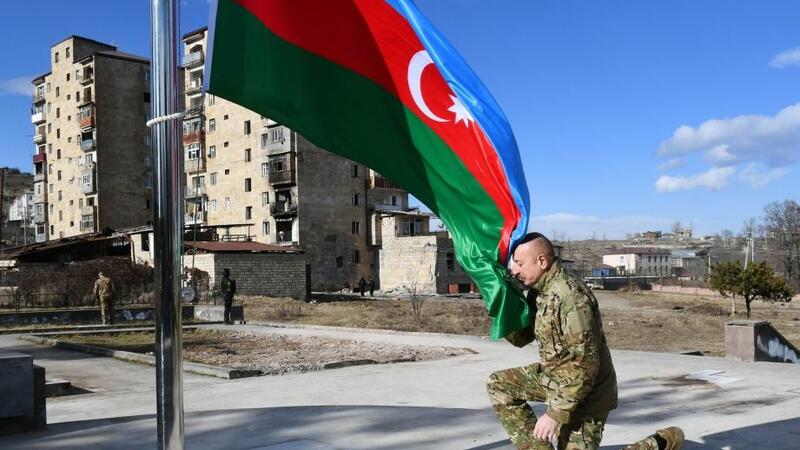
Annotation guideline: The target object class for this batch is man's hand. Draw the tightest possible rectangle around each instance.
[533,413,558,442]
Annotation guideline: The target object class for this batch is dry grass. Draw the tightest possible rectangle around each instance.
[240,296,492,336]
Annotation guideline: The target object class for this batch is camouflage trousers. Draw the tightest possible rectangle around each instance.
[487,363,606,450]
[100,296,114,325]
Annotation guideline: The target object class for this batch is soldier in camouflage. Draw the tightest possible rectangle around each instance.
[93,271,115,325]
[220,268,237,325]
[487,232,684,450]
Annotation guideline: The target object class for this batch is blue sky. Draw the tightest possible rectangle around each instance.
[1,0,798,239]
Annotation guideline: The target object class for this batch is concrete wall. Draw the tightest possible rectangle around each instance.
[193,253,307,299]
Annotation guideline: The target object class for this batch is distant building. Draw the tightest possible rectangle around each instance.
[602,247,672,276]
[642,231,662,239]
[591,265,616,277]
[30,36,152,242]
[376,211,473,294]
[6,192,36,246]
[671,249,709,279]
[674,228,693,241]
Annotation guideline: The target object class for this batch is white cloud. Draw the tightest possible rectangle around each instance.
[655,166,736,192]
[704,144,737,164]
[738,163,789,188]
[770,46,800,69]
[0,76,34,96]
[530,213,676,240]
[658,158,685,171]
[657,103,800,167]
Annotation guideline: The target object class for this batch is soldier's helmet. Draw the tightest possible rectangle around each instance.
[223,268,230,277]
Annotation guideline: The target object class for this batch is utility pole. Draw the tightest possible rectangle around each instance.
[0,168,5,254]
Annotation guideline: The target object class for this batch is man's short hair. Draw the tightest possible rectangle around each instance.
[512,232,555,260]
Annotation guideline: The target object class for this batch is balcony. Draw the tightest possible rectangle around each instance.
[33,91,46,104]
[33,172,45,183]
[182,51,204,68]
[185,211,206,225]
[33,132,46,144]
[184,185,207,199]
[269,170,295,186]
[80,138,96,152]
[184,158,206,174]
[81,163,96,194]
[185,78,203,95]
[182,130,205,146]
[184,107,203,118]
[78,70,93,85]
[79,108,95,130]
[80,206,96,232]
[34,208,46,224]
[32,152,46,164]
[270,202,297,218]
[31,110,46,124]
[370,175,398,189]
[263,126,293,155]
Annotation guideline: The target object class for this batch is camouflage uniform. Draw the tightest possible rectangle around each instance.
[487,261,617,449]
[93,274,115,325]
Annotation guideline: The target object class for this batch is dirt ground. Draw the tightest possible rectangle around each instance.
[241,291,800,357]
[60,328,473,375]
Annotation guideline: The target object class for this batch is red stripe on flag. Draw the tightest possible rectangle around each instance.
[233,0,520,260]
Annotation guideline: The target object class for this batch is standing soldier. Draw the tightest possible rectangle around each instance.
[489,232,684,450]
[358,277,367,297]
[93,271,115,325]
[220,268,236,325]
[367,276,376,297]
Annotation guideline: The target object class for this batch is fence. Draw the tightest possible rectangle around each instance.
[0,274,155,312]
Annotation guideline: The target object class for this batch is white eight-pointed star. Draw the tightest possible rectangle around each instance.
[447,94,474,128]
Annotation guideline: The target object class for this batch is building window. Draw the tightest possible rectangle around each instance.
[55,52,59,63]
[353,250,361,264]
[351,164,358,178]
[244,148,251,162]
[58,190,62,200]
[208,118,216,132]
[244,178,252,192]
[261,162,269,178]
[55,87,59,97]
[66,73,70,82]
[224,169,230,175]
[186,144,202,160]
[262,221,270,235]
[141,233,150,252]
[224,197,231,210]
[56,129,60,139]
[145,199,151,209]
[66,47,70,58]
[335,256,344,268]
[245,206,252,220]
[57,171,62,181]
[207,94,215,106]
[223,114,229,120]
[446,252,455,270]
[223,141,229,148]
[56,107,60,118]
[208,145,216,158]
[244,120,251,135]
[352,221,360,235]
[57,149,61,159]
[210,199,217,212]
[210,172,217,186]
[352,193,359,206]
[261,192,269,206]
[76,91,80,102]
[260,133,269,149]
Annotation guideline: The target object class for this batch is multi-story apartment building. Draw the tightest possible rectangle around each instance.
[31,36,152,241]
[181,27,408,290]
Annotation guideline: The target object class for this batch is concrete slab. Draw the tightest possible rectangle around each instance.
[0,323,798,449]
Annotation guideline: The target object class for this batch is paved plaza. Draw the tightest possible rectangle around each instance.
[0,322,799,449]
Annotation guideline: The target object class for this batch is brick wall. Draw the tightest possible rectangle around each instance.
[194,252,307,299]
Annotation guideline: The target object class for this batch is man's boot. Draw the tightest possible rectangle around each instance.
[654,427,684,450]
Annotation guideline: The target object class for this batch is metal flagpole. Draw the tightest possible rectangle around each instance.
[149,0,185,448]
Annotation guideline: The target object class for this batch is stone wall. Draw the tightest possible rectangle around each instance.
[193,252,307,299]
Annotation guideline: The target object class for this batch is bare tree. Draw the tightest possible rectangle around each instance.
[763,199,800,286]
[721,229,734,248]
[671,221,683,235]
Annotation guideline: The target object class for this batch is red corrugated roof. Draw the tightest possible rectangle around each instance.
[183,241,302,254]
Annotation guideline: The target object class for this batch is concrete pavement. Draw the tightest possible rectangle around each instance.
[0,322,799,449]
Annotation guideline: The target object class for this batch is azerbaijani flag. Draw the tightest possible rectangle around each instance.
[206,0,531,339]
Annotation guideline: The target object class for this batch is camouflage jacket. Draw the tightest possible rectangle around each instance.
[93,275,115,300]
[505,262,617,424]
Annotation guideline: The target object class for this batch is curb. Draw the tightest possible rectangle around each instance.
[18,333,261,380]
